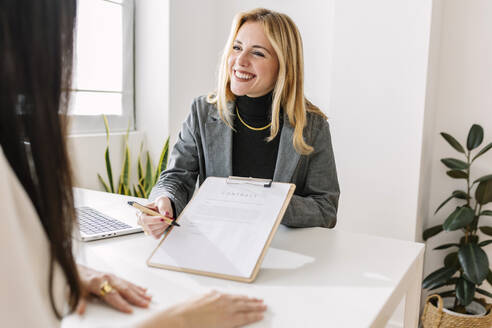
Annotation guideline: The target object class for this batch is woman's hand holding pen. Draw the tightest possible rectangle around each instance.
[137,196,174,239]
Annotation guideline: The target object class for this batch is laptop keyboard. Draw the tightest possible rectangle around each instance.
[76,207,132,235]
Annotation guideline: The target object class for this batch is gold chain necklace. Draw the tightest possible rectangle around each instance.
[236,106,271,131]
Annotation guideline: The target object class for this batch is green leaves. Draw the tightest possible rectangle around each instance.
[154,137,170,184]
[422,266,458,290]
[441,132,465,153]
[476,288,492,298]
[460,235,478,245]
[456,278,475,306]
[472,142,492,161]
[443,206,475,231]
[433,243,460,250]
[121,143,130,194]
[479,226,492,236]
[441,158,469,170]
[439,290,456,298]
[399,128,492,304]
[103,115,110,143]
[97,174,110,193]
[97,115,169,198]
[423,225,443,241]
[137,179,146,198]
[467,124,484,151]
[478,240,492,247]
[145,151,153,193]
[137,157,143,182]
[116,123,131,196]
[104,147,114,193]
[435,196,455,215]
[476,178,492,205]
[440,126,486,155]
[100,115,115,193]
[131,137,170,199]
[446,170,468,179]
[444,252,459,268]
[458,243,489,284]
[435,191,469,214]
[453,190,469,200]
[429,277,458,291]
[473,174,492,184]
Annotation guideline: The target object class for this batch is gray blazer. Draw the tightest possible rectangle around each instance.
[149,96,340,228]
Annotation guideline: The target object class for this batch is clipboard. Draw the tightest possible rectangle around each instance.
[147,176,295,283]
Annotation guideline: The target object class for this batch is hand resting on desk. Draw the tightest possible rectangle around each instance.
[76,265,152,314]
[140,290,266,328]
[75,266,266,327]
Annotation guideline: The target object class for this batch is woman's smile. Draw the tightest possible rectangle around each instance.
[233,69,256,81]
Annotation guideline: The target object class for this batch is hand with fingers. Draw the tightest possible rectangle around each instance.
[76,265,152,314]
[140,290,267,328]
[137,196,174,239]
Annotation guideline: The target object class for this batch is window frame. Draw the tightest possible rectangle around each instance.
[69,0,135,135]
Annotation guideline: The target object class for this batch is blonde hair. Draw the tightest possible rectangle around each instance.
[207,8,327,155]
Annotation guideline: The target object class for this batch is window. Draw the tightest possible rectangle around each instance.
[69,0,134,134]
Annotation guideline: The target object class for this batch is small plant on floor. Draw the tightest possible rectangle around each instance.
[422,124,492,313]
[97,115,169,198]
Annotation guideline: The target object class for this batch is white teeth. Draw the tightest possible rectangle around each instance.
[235,70,254,80]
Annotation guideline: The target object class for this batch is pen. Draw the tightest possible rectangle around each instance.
[128,201,180,227]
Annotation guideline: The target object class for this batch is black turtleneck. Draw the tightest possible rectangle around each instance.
[232,92,282,179]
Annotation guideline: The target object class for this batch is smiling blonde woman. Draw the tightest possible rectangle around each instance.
[213,8,327,155]
[141,8,340,238]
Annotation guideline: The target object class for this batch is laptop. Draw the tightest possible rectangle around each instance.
[76,206,143,242]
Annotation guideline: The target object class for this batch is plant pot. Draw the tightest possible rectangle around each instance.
[442,296,487,316]
[421,294,492,328]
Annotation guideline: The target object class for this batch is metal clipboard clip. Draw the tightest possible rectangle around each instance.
[226,176,273,188]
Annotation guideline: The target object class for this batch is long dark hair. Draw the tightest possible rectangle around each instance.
[0,0,80,318]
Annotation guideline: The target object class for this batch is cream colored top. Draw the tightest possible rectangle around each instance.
[0,147,67,326]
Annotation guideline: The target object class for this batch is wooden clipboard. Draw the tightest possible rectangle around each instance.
[147,176,296,283]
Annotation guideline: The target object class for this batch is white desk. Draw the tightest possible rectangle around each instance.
[62,189,425,328]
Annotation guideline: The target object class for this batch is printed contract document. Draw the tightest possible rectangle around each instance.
[147,176,295,282]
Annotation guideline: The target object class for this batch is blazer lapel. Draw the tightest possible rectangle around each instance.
[273,115,300,182]
[205,103,233,177]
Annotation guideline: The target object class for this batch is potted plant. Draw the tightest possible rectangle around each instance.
[421,124,492,327]
[97,115,170,198]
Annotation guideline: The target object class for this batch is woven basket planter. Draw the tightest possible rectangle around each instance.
[421,294,492,328]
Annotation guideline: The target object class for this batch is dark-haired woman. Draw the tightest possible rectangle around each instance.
[0,1,265,327]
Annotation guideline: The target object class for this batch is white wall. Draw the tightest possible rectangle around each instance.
[135,0,171,161]
[421,0,492,302]
[167,1,229,146]
[329,0,433,241]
